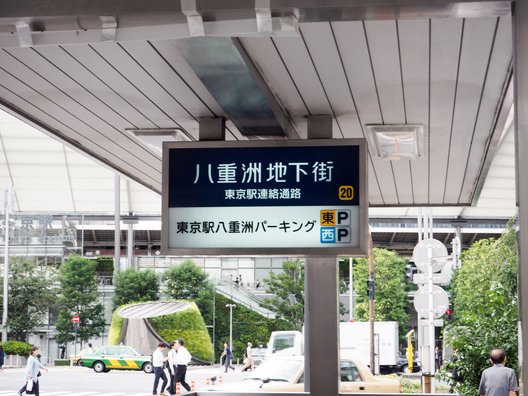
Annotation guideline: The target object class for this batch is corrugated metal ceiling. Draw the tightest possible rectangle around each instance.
[0,0,516,215]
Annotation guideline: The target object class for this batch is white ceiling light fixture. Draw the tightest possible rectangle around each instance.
[126,128,192,157]
[366,124,424,160]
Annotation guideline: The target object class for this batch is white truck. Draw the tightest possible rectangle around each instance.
[266,321,400,374]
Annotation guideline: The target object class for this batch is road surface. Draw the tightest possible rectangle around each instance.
[0,364,248,395]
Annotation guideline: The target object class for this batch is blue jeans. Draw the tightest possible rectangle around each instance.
[224,356,234,372]
[152,366,168,395]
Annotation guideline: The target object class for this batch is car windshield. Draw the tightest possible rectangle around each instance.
[94,346,140,356]
[246,358,303,382]
[121,347,140,356]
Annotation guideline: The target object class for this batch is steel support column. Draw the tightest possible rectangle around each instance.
[114,174,120,280]
[304,256,339,396]
[513,0,528,388]
[305,116,339,396]
[127,223,134,270]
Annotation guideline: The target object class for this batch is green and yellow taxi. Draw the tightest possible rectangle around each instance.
[79,345,153,373]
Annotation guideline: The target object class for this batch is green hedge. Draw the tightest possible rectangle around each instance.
[108,309,125,345]
[54,359,71,366]
[95,256,114,272]
[149,301,214,362]
[0,340,32,356]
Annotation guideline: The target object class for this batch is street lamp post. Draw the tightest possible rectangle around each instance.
[226,304,236,350]
[349,256,354,321]
[2,186,11,343]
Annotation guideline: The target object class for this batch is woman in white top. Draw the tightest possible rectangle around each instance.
[18,346,48,396]
[241,342,254,372]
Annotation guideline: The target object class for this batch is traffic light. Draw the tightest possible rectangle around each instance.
[445,304,453,321]
[366,278,375,300]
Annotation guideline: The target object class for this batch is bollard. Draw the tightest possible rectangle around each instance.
[206,377,210,386]
[176,382,181,395]
[191,380,196,391]
[219,375,223,384]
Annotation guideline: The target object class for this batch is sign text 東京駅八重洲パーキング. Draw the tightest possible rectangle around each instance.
[162,139,367,255]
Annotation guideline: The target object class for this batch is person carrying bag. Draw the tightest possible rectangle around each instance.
[18,346,48,396]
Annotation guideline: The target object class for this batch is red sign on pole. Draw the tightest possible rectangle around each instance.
[72,315,80,323]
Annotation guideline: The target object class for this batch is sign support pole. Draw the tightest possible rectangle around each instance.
[304,256,339,396]
[74,324,78,366]
[304,116,339,396]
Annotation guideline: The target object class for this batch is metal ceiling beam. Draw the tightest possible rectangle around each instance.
[0,1,512,48]
[0,0,511,20]
[175,37,299,138]
[471,69,513,205]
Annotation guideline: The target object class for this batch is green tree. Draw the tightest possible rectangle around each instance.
[260,259,305,331]
[164,260,209,300]
[55,256,105,346]
[213,293,288,360]
[113,268,160,308]
[353,248,411,337]
[443,225,518,396]
[0,257,56,341]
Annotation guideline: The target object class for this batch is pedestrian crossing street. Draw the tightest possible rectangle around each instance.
[0,391,158,396]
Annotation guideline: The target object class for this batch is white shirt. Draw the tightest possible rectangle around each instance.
[175,346,192,365]
[168,348,177,368]
[152,348,165,367]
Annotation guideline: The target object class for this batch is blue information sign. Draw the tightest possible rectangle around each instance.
[162,139,367,255]
[168,145,360,207]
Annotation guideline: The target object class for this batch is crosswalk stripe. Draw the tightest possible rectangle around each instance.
[0,391,145,396]
[41,393,100,396]
[92,393,127,396]
[40,393,73,396]
[42,394,126,396]
[61,393,99,396]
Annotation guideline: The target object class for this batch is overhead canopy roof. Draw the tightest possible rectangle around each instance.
[0,0,517,219]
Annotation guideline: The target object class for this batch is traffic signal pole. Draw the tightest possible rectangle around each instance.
[423,246,435,393]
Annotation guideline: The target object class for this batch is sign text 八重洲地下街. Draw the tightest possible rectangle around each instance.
[161,139,367,255]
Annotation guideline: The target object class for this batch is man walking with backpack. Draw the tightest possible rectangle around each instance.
[221,342,235,373]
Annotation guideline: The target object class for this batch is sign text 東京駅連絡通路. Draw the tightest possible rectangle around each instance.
[162,139,367,255]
